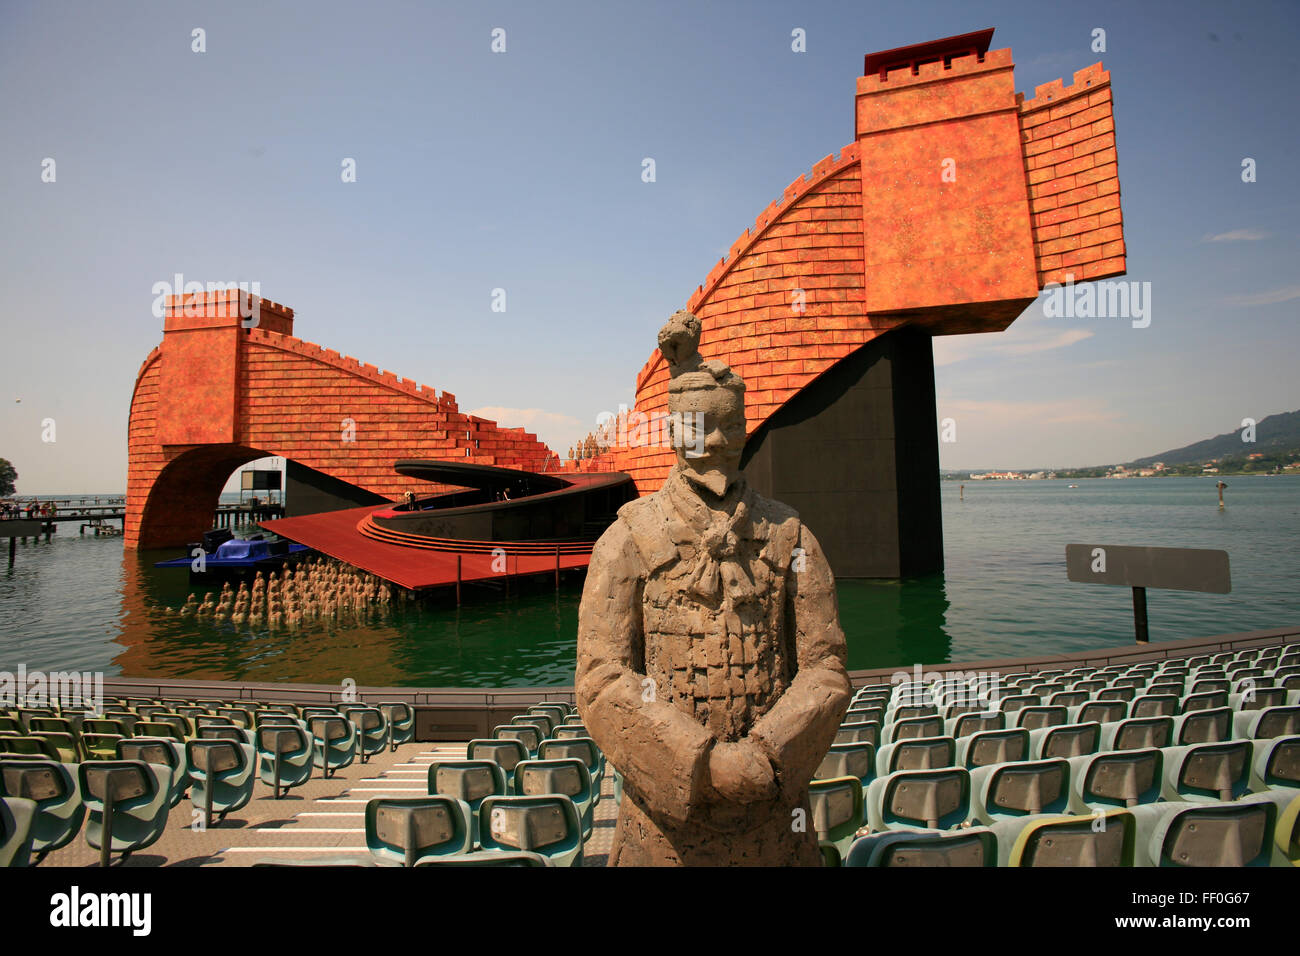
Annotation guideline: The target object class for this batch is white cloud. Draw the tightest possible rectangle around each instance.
[1202,228,1269,242]
[1223,285,1300,307]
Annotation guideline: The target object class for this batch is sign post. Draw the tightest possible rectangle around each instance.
[1066,544,1231,644]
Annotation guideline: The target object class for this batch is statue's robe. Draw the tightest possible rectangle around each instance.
[575,466,851,865]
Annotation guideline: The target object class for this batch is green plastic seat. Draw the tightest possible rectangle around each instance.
[0,716,21,734]
[845,827,997,867]
[514,758,595,841]
[377,702,414,750]
[198,725,254,746]
[815,742,876,788]
[883,716,944,744]
[552,724,590,740]
[477,794,584,866]
[1234,705,1300,741]
[1070,701,1127,725]
[298,706,340,721]
[527,704,570,727]
[537,737,604,790]
[875,736,956,775]
[1130,694,1180,718]
[1230,687,1288,712]
[1066,749,1164,812]
[0,736,61,760]
[255,724,314,798]
[970,759,1071,824]
[510,714,554,740]
[216,708,253,729]
[834,721,880,747]
[1029,722,1101,760]
[118,737,189,807]
[307,716,357,778]
[945,711,1004,739]
[0,759,85,863]
[1170,707,1232,745]
[1130,797,1278,867]
[1253,788,1299,866]
[414,849,550,866]
[466,739,528,791]
[990,809,1136,866]
[1161,740,1253,803]
[1100,716,1173,752]
[1249,734,1300,792]
[0,796,38,867]
[956,729,1029,769]
[865,767,971,832]
[808,775,864,861]
[426,760,508,845]
[132,720,184,743]
[348,707,390,763]
[187,739,256,827]
[78,760,171,867]
[32,732,80,763]
[81,733,125,761]
[492,723,541,756]
[1014,706,1069,731]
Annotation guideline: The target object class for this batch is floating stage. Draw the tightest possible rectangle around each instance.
[261,461,636,593]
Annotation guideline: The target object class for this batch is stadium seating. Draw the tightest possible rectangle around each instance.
[0,796,37,867]
[0,759,85,863]
[477,794,584,866]
[186,739,256,827]
[365,796,474,866]
[78,760,171,867]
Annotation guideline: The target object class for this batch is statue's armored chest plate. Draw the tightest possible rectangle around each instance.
[640,554,792,740]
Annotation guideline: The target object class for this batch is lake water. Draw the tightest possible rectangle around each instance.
[1,477,1297,687]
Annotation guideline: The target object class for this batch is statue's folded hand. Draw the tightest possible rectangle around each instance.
[706,740,777,805]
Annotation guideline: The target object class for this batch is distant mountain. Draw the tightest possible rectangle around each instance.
[1130,409,1300,467]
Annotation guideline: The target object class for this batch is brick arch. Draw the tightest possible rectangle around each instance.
[125,290,557,549]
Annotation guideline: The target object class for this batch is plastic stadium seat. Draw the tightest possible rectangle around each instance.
[1098,686,1136,704]
[378,703,415,750]
[865,767,971,832]
[298,706,339,720]
[510,714,555,740]
[118,737,189,808]
[78,761,171,867]
[307,716,357,779]
[1015,706,1070,731]
[886,703,939,722]
[0,760,85,863]
[1182,690,1229,712]
[1233,706,1300,741]
[1190,679,1232,695]
[1161,740,1253,803]
[415,849,550,867]
[1131,694,1180,718]
[844,827,997,867]
[81,733,125,761]
[875,736,956,775]
[1130,797,1277,867]
[537,737,604,789]
[1073,701,1128,725]
[1170,707,1233,745]
[216,708,252,729]
[0,716,21,734]
[845,706,885,725]
[0,736,61,760]
[466,739,529,791]
[883,716,944,743]
[1230,687,1288,712]
[255,724,314,798]
[186,740,255,828]
[1050,691,1091,708]
[1249,734,1300,792]
[478,795,584,866]
[1067,749,1163,812]
[427,761,508,844]
[31,732,80,763]
[0,797,37,867]
[816,742,876,788]
[1253,789,1299,865]
[1101,716,1174,752]
[132,720,184,742]
[552,725,591,740]
[957,729,1029,769]
[365,796,473,866]
[1029,722,1101,760]
[493,723,542,756]
[808,776,865,863]
[348,707,390,763]
[990,810,1136,867]
[1070,680,1107,695]
[946,711,1004,738]
[834,721,880,747]
[970,759,1071,823]
[514,758,595,841]
[527,704,570,727]
[198,725,253,746]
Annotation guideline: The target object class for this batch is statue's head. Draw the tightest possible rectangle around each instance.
[659,310,746,498]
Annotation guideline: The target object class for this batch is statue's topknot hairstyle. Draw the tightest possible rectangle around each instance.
[659,310,746,397]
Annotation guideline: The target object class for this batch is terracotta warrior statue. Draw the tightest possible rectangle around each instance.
[575,310,851,865]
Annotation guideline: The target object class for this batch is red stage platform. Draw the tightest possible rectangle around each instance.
[261,505,594,592]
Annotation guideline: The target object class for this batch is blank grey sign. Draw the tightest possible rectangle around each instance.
[1066,544,1231,593]
[0,520,43,538]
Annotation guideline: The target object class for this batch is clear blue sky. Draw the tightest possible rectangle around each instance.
[2,0,1297,493]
